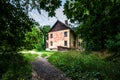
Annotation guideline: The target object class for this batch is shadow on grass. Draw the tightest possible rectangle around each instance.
[0,52,32,80]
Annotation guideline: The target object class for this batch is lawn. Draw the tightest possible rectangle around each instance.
[41,51,55,58]
[48,51,120,80]
[23,53,39,61]
[21,49,54,58]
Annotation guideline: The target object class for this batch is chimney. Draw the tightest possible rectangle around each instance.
[65,20,68,25]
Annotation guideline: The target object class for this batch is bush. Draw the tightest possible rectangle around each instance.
[48,51,120,80]
[106,33,120,55]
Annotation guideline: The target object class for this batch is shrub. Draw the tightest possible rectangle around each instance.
[106,33,120,55]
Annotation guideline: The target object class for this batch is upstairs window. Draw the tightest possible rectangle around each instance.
[64,41,67,46]
[50,34,53,38]
[64,32,67,37]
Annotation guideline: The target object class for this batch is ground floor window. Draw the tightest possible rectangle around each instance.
[50,41,53,46]
[64,41,67,46]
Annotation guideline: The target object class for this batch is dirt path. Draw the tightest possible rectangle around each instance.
[31,56,71,80]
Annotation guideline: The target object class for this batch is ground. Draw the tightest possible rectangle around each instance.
[23,50,71,80]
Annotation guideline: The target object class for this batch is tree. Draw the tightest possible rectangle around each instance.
[20,0,61,17]
[0,0,61,79]
[64,0,120,53]
[24,26,41,50]
[39,25,50,50]
[0,1,34,52]
[23,25,50,50]
[0,0,61,52]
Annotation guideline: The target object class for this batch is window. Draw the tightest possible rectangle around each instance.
[64,41,67,46]
[50,41,53,46]
[50,34,53,38]
[64,32,67,37]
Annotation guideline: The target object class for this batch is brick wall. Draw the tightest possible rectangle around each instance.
[48,29,70,49]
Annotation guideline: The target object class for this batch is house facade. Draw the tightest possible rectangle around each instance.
[46,20,81,51]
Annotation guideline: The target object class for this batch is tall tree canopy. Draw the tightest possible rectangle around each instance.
[0,0,61,52]
[24,25,50,50]
[24,26,41,50]
[0,0,61,79]
[39,25,50,50]
[0,1,34,52]
[64,0,120,53]
[19,0,61,16]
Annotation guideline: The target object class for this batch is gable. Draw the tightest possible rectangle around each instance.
[49,20,71,32]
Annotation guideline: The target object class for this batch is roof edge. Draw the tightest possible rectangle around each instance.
[49,20,73,32]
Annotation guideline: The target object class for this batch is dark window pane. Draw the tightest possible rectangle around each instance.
[50,34,53,38]
[64,32,67,37]
[64,41,67,46]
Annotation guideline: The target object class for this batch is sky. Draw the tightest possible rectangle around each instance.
[28,0,67,27]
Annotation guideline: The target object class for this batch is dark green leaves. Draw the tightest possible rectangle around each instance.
[23,0,61,17]
[64,0,120,53]
[0,1,34,52]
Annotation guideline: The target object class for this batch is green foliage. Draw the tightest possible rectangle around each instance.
[0,53,36,80]
[24,26,41,50]
[23,0,61,16]
[38,25,51,50]
[0,0,61,79]
[64,0,120,54]
[23,53,38,61]
[41,53,48,58]
[0,0,61,52]
[41,51,55,58]
[106,33,120,54]
[0,1,34,52]
[48,51,120,80]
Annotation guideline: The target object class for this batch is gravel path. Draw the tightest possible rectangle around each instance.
[31,56,71,80]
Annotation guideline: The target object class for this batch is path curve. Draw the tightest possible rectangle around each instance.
[31,56,71,80]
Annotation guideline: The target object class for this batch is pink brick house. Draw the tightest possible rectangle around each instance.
[46,20,80,51]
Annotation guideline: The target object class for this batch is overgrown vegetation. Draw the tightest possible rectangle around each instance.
[41,53,48,58]
[48,51,120,80]
[23,53,38,61]
[41,51,55,58]
[64,0,120,55]
[38,25,51,50]
[24,27,41,50]
[0,53,38,80]
[0,0,61,79]
[23,25,51,51]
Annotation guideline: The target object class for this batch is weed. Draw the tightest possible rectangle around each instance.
[48,51,120,80]
[41,53,47,58]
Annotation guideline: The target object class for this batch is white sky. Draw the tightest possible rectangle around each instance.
[28,0,67,27]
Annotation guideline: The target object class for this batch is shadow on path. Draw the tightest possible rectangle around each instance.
[31,57,71,80]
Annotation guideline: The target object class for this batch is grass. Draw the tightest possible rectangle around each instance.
[41,51,55,58]
[41,53,48,58]
[48,51,120,80]
[23,53,38,61]
[0,52,38,80]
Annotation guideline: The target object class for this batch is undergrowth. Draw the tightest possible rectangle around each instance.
[48,51,120,80]
[41,53,47,58]
[0,52,38,80]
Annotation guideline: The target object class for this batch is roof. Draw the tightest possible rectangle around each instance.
[49,20,74,32]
